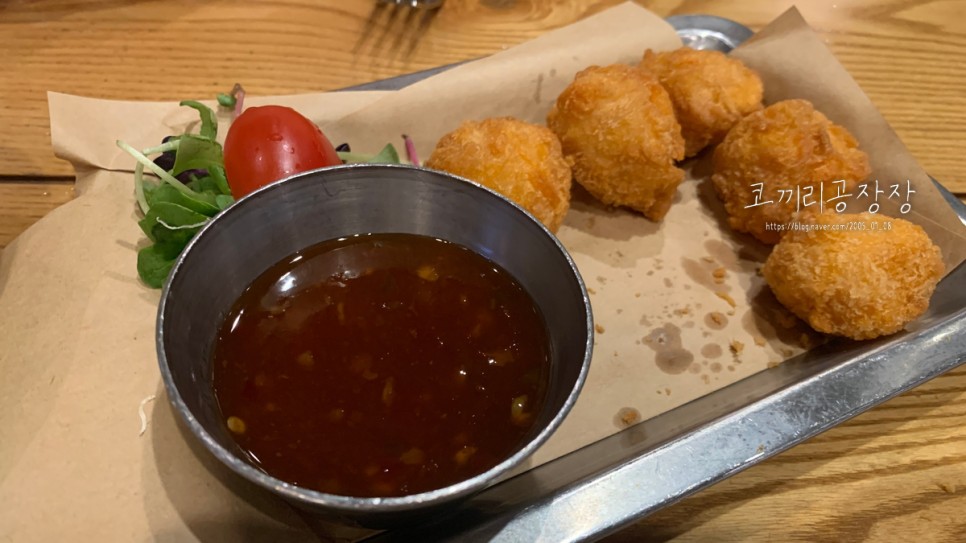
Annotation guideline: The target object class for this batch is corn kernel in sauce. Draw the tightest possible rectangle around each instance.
[212,233,550,497]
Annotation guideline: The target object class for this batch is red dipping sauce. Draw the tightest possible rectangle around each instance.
[212,233,551,497]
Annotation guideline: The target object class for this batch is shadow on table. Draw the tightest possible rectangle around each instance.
[353,1,440,63]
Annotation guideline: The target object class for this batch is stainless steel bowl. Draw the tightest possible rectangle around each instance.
[156,164,593,527]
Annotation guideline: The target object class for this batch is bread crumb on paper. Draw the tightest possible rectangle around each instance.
[715,291,737,308]
[705,311,728,330]
[614,407,642,429]
[587,287,596,295]
[595,324,605,334]
[754,335,767,347]
[766,360,781,369]
[730,340,745,355]
[712,267,727,284]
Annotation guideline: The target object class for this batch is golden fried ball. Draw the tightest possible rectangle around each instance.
[547,64,685,221]
[425,117,573,232]
[762,212,944,340]
[711,99,871,244]
[640,47,763,157]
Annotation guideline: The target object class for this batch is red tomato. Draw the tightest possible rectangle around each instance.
[223,105,342,199]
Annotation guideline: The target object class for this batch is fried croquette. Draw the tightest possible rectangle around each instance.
[640,47,763,157]
[762,213,944,340]
[711,99,871,244]
[425,117,573,232]
[547,64,685,221]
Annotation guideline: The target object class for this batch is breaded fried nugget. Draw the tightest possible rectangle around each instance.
[762,213,944,340]
[711,99,871,244]
[640,48,763,157]
[425,117,573,232]
[547,64,685,221]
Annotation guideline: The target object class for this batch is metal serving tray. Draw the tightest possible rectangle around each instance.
[343,15,966,542]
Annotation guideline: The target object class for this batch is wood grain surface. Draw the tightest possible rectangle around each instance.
[0,180,74,248]
[613,366,966,542]
[2,1,965,541]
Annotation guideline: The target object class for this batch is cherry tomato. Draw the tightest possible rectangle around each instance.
[223,105,342,199]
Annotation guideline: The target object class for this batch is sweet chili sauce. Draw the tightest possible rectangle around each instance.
[212,233,551,497]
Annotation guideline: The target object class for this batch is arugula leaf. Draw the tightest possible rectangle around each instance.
[178,100,218,140]
[208,165,232,196]
[138,202,210,242]
[337,143,402,165]
[146,184,221,216]
[137,245,177,289]
[369,143,400,164]
[136,202,209,287]
[187,176,218,193]
[215,194,235,210]
[172,134,224,176]
[141,177,160,203]
[152,220,205,259]
[117,140,209,203]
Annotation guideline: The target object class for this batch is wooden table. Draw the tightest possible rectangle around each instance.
[2,1,964,540]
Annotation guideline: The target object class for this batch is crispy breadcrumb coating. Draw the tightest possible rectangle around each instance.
[425,117,573,232]
[762,213,944,340]
[711,99,871,244]
[640,47,763,157]
[547,64,685,221]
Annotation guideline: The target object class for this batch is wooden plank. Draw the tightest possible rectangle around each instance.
[0,180,75,249]
[1,0,964,186]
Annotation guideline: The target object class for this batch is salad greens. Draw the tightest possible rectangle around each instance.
[337,143,401,165]
[117,95,414,289]
[116,101,234,288]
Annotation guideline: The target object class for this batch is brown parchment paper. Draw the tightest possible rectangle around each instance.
[2,3,964,541]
